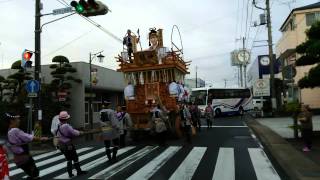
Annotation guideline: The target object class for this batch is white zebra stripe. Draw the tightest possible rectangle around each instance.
[169,147,206,180]
[9,149,61,169]
[212,148,235,180]
[53,146,135,179]
[248,148,281,180]
[127,146,181,180]
[10,147,92,176]
[89,146,158,179]
[22,147,106,178]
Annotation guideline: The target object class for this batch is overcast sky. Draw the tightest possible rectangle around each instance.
[0,0,318,87]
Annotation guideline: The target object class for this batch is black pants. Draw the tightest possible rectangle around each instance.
[197,118,201,131]
[301,129,313,149]
[120,130,127,147]
[18,156,39,180]
[156,131,166,146]
[206,118,213,128]
[104,138,120,161]
[60,144,82,176]
[183,125,192,143]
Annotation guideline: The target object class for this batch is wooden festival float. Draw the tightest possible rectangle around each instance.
[116,26,190,138]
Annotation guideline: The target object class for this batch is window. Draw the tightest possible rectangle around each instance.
[283,18,295,32]
[306,12,320,26]
[208,89,251,99]
[190,90,207,105]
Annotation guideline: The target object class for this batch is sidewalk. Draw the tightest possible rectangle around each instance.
[247,117,320,180]
[256,116,320,138]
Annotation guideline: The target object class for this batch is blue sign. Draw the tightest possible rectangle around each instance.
[26,80,40,93]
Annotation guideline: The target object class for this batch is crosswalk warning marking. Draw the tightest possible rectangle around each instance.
[127,146,182,180]
[212,148,235,180]
[9,149,62,169]
[9,146,283,180]
[248,148,281,180]
[22,147,106,178]
[53,146,136,179]
[11,147,92,176]
[89,146,158,180]
[169,147,207,180]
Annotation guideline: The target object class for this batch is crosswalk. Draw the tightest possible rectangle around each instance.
[9,145,281,180]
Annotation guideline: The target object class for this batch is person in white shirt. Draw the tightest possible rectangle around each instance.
[51,114,60,148]
[51,115,60,135]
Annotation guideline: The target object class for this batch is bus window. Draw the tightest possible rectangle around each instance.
[190,90,207,105]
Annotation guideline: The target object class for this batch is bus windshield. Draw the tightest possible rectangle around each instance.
[190,89,207,106]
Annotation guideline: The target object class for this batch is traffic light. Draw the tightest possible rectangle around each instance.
[70,0,109,17]
[21,49,33,68]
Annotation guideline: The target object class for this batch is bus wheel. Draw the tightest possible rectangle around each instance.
[215,109,221,117]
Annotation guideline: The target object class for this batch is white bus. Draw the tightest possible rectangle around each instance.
[190,87,253,116]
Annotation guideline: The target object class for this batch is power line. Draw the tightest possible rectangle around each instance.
[250,26,262,52]
[240,0,246,39]
[56,0,69,6]
[0,0,14,3]
[57,0,122,43]
[190,52,230,61]
[246,1,254,49]
[42,29,93,58]
[79,15,122,43]
[234,0,241,49]
[244,0,250,44]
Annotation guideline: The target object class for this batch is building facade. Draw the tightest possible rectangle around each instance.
[0,62,125,128]
[184,78,205,89]
[247,54,280,88]
[276,2,320,108]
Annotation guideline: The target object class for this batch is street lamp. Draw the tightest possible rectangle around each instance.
[89,51,105,129]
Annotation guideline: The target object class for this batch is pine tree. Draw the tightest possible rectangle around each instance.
[296,21,320,88]
[50,55,82,108]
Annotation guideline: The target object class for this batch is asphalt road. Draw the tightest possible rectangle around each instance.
[10,115,286,180]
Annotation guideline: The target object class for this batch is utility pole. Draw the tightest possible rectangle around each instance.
[266,0,277,111]
[89,53,93,130]
[35,0,42,123]
[195,66,198,88]
[223,79,227,88]
[242,37,247,88]
[240,65,243,87]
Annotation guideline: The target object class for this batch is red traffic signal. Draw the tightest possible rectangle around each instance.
[23,51,33,61]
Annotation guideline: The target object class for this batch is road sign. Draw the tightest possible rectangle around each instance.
[253,79,270,97]
[52,7,73,15]
[59,97,66,102]
[28,93,38,98]
[26,80,40,93]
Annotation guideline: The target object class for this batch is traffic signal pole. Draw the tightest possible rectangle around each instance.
[35,0,42,124]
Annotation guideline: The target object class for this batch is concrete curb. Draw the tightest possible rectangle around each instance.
[247,119,320,180]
